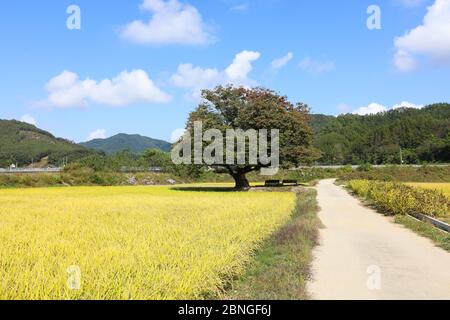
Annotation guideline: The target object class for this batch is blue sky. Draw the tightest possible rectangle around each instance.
[1,0,449,142]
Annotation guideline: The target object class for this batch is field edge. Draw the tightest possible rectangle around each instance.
[342,181,450,253]
[394,215,450,252]
[222,188,320,300]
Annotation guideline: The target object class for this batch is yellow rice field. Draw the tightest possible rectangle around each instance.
[0,185,296,300]
[406,183,450,198]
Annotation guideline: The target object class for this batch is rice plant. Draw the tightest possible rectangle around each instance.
[0,186,295,300]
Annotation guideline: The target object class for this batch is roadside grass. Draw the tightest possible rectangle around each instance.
[224,188,320,300]
[0,169,320,189]
[0,171,191,189]
[344,181,450,252]
[347,180,449,223]
[2,165,449,189]
[395,215,450,252]
[338,165,450,183]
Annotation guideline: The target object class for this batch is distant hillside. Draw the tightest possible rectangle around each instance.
[0,119,95,167]
[310,114,336,136]
[311,103,450,165]
[80,133,172,155]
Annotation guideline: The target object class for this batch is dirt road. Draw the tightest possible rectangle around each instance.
[308,179,450,300]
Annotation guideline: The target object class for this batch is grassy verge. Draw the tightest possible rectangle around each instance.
[3,165,449,189]
[344,181,450,252]
[224,188,320,300]
[395,215,450,252]
[0,171,195,188]
[0,168,325,189]
[338,165,450,183]
[347,180,449,225]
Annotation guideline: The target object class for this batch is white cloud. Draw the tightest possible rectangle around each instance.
[42,70,171,108]
[170,128,186,142]
[394,49,418,72]
[352,101,424,115]
[392,101,424,110]
[353,103,388,115]
[394,0,450,71]
[299,57,335,75]
[171,50,261,97]
[231,3,248,12]
[121,0,215,45]
[271,52,294,70]
[20,114,37,126]
[171,64,221,89]
[88,129,107,141]
[225,50,261,84]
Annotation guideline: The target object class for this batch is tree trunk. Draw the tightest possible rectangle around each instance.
[232,172,250,190]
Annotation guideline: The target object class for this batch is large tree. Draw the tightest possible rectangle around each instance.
[181,86,318,189]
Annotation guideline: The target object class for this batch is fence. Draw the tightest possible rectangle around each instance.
[0,168,62,174]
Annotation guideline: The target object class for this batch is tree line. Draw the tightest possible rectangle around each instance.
[312,103,450,165]
[2,87,449,189]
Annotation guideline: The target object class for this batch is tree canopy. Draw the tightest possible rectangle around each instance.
[181,86,318,189]
[312,103,450,165]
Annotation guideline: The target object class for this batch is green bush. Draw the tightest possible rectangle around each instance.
[357,163,373,172]
[348,180,449,219]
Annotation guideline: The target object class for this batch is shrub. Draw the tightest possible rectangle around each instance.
[348,180,450,219]
[357,163,373,172]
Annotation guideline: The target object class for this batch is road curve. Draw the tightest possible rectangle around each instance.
[308,179,450,300]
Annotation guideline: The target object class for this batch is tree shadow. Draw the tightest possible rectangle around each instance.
[170,184,300,193]
[170,186,240,193]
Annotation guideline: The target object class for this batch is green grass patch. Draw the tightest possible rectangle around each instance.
[395,215,450,252]
[225,188,320,300]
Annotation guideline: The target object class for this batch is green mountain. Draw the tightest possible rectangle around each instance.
[80,133,172,155]
[0,119,94,167]
[2,103,447,168]
[311,103,450,165]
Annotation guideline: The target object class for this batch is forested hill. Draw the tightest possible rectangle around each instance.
[80,133,172,155]
[311,103,450,165]
[1,103,448,168]
[0,120,95,167]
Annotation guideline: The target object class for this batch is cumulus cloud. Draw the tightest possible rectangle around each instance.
[225,50,261,84]
[353,103,388,116]
[352,101,423,115]
[394,0,450,71]
[271,52,294,70]
[88,129,107,141]
[171,64,221,89]
[394,50,418,72]
[299,57,335,75]
[42,70,171,108]
[171,50,261,97]
[392,101,424,110]
[20,114,37,126]
[121,0,215,45]
[170,128,186,142]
